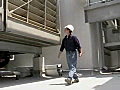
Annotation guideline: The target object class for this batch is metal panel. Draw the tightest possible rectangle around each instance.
[84,0,120,23]
[105,42,120,51]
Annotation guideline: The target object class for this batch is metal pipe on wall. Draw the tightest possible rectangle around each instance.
[96,22,105,71]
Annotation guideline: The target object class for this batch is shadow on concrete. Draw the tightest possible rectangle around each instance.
[93,75,120,90]
[49,81,80,86]
[1,71,120,89]
[0,76,58,88]
[50,83,67,86]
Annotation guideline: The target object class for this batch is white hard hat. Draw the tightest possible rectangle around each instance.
[64,25,74,32]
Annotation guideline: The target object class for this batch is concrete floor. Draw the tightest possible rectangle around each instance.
[0,74,120,90]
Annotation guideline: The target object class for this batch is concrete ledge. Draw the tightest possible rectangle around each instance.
[84,0,120,23]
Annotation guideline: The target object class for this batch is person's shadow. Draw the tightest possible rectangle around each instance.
[50,83,72,86]
[50,81,78,86]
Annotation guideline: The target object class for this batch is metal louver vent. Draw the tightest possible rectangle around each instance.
[8,0,59,35]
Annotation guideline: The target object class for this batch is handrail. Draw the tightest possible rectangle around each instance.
[7,0,60,35]
[9,0,33,14]
[88,0,114,6]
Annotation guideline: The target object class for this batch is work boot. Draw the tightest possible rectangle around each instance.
[65,77,72,85]
[73,73,79,83]
[73,78,79,83]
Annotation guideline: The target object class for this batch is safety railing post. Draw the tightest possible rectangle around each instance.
[27,0,30,23]
[44,0,47,29]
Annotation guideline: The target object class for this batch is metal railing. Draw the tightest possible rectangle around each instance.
[102,26,120,43]
[87,0,114,6]
[7,0,60,35]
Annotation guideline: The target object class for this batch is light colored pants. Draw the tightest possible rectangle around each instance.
[66,51,78,79]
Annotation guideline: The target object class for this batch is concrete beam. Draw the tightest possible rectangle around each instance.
[84,0,120,23]
[0,41,42,54]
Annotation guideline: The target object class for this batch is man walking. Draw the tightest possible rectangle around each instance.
[58,25,82,85]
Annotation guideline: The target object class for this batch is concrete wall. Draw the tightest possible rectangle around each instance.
[42,0,93,69]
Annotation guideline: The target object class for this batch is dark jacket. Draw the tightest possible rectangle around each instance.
[60,35,81,53]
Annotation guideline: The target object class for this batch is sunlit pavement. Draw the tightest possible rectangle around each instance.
[0,74,120,90]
